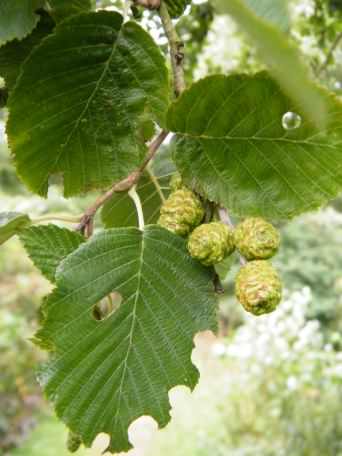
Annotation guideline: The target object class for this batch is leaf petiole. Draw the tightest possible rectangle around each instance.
[129,185,145,231]
[31,213,83,224]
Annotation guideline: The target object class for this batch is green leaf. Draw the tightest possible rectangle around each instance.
[0,212,31,245]
[214,0,330,128]
[0,0,44,46]
[20,224,85,282]
[164,0,191,18]
[0,12,55,93]
[7,11,170,197]
[244,0,289,31]
[167,73,342,219]
[35,226,217,452]
[47,0,92,22]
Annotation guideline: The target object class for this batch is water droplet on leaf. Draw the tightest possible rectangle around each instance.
[282,112,302,130]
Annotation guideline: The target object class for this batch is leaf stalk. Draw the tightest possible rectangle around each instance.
[76,130,169,233]
[32,213,83,224]
[129,185,145,230]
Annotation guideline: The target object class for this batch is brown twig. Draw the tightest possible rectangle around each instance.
[77,130,169,233]
[133,0,160,9]
[218,207,247,266]
[159,1,186,97]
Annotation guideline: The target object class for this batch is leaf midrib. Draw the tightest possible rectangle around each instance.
[62,25,123,151]
[185,134,340,215]
[39,21,126,194]
[177,132,338,149]
[111,229,145,431]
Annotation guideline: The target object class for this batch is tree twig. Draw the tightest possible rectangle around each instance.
[316,31,342,78]
[77,130,169,233]
[159,1,186,97]
[133,0,160,9]
[218,207,247,266]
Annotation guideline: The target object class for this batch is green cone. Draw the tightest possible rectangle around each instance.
[67,431,82,453]
[188,222,235,266]
[235,260,282,315]
[234,217,280,260]
[158,189,204,236]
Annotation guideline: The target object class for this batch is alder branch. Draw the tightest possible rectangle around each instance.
[77,130,169,233]
[218,207,247,266]
[159,1,186,97]
[133,0,161,9]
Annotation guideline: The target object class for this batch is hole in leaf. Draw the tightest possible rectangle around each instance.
[282,111,302,130]
[48,173,63,186]
[91,433,110,454]
[92,292,123,321]
[127,416,158,450]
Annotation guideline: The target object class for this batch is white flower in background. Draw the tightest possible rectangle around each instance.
[224,287,341,384]
[195,16,246,79]
[0,121,6,141]
[325,364,342,379]
[293,32,321,59]
[308,207,342,226]
[334,80,342,91]
[286,376,299,391]
[291,0,315,19]
[212,342,226,357]
[195,0,331,79]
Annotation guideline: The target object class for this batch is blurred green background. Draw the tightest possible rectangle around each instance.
[1,0,342,455]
